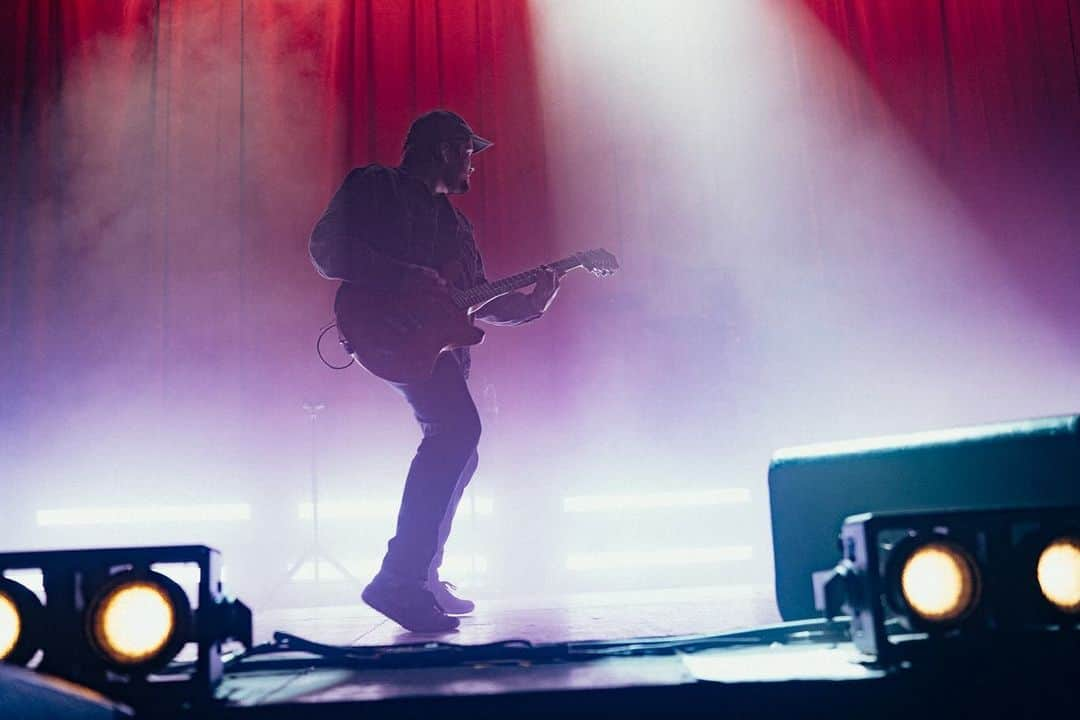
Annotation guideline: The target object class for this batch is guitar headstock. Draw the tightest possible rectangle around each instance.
[576,248,620,278]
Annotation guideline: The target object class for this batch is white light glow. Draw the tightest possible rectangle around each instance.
[566,546,753,571]
[531,0,1074,486]
[151,563,203,592]
[299,497,493,520]
[297,500,398,521]
[563,489,751,513]
[290,560,359,583]
[94,582,175,664]
[901,544,976,622]
[0,593,20,660]
[36,504,251,526]
[563,583,761,608]
[439,554,490,576]
[1037,538,1080,613]
[773,417,1066,464]
[290,554,489,583]
[2,570,44,601]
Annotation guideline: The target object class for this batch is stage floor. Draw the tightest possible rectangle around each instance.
[220,584,780,708]
[253,583,780,648]
[193,584,1078,718]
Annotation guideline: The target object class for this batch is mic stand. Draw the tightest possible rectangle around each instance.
[268,401,362,604]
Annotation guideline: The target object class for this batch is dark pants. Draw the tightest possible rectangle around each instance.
[379,353,481,585]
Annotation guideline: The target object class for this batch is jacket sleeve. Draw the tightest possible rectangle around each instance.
[309,167,407,291]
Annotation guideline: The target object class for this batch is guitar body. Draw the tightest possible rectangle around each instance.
[333,281,485,384]
[328,248,618,384]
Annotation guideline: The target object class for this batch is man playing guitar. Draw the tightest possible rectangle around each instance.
[309,111,565,632]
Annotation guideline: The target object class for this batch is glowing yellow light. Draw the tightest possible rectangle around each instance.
[1037,537,1080,614]
[900,542,977,623]
[0,592,21,661]
[92,582,176,665]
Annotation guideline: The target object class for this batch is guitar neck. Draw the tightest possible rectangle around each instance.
[453,255,584,310]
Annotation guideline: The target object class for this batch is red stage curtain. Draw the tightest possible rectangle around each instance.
[0,0,551,435]
[800,0,1080,322]
[2,1,1078,596]
[2,0,1078,464]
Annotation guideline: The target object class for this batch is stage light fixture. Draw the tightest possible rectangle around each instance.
[814,506,1079,664]
[0,577,44,666]
[0,545,251,712]
[891,539,979,626]
[1036,536,1080,614]
[86,571,191,670]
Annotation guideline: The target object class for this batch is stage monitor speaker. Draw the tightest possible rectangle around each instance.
[768,413,1080,621]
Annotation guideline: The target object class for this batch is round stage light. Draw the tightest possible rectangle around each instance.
[0,592,20,661]
[1036,537,1080,614]
[95,583,173,663]
[900,541,979,624]
[87,572,190,670]
[0,578,44,666]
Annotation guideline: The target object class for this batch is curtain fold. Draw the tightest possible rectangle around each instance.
[3,0,1078,442]
[800,0,1080,333]
[1,0,551,431]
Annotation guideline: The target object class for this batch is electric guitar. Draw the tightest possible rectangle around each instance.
[334,248,619,383]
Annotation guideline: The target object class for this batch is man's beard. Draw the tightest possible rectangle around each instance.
[449,176,470,194]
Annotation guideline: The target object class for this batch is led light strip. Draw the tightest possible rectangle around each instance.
[566,546,753,571]
[289,554,489,582]
[298,497,494,520]
[36,504,252,526]
[562,489,751,513]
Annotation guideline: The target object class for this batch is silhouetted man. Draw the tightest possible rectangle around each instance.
[310,110,561,632]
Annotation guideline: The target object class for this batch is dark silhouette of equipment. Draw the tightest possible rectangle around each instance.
[769,413,1080,620]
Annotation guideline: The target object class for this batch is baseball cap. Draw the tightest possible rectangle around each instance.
[403,110,493,155]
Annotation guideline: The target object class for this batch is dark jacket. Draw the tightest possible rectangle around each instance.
[309,165,491,378]
[310,165,486,288]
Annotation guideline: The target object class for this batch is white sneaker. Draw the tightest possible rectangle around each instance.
[427,579,475,615]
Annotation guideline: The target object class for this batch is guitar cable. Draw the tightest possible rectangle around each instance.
[316,320,354,370]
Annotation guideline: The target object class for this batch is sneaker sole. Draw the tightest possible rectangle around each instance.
[362,586,461,633]
[436,601,476,616]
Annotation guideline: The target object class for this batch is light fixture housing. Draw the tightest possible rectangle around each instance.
[0,576,44,666]
[1010,528,1080,623]
[85,570,192,672]
[814,506,1080,664]
[0,545,251,711]
[885,536,981,629]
